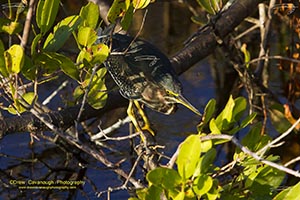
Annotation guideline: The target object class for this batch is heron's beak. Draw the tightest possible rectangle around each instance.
[175,94,202,116]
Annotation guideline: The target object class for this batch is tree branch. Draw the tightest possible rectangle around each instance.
[171,0,263,74]
[0,0,262,137]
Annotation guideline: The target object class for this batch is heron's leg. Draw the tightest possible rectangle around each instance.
[128,100,149,142]
[133,100,155,136]
[127,100,142,132]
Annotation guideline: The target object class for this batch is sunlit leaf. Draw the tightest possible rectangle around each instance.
[206,179,220,200]
[273,182,300,200]
[121,3,134,31]
[107,0,127,24]
[1,21,22,35]
[0,40,9,77]
[241,43,251,68]
[232,97,247,121]
[76,49,93,63]
[132,0,151,9]
[196,0,220,14]
[91,43,110,64]
[79,2,99,28]
[177,134,201,179]
[215,95,235,126]
[7,92,36,114]
[80,67,108,109]
[209,118,221,134]
[78,26,97,47]
[147,167,182,189]
[5,44,24,73]
[43,15,82,51]
[193,174,213,196]
[201,140,213,153]
[36,0,60,34]
[174,191,185,200]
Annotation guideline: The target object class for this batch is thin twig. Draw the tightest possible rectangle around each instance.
[98,132,141,142]
[167,132,300,178]
[258,117,300,155]
[284,156,300,167]
[24,102,144,188]
[123,9,148,54]
[20,0,36,48]
[75,65,101,138]
[42,80,68,105]
[91,116,131,141]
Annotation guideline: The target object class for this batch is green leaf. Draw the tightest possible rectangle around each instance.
[173,191,185,200]
[146,167,182,189]
[77,26,97,47]
[107,0,127,24]
[205,179,220,200]
[245,165,285,197]
[4,44,24,73]
[241,44,251,68]
[31,33,42,55]
[203,99,216,124]
[240,112,256,128]
[199,148,216,174]
[145,185,164,200]
[47,53,80,81]
[241,123,271,152]
[193,174,213,196]
[34,52,60,75]
[120,3,134,31]
[43,15,82,51]
[36,0,60,34]
[177,134,201,179]
[79,2,99,28]
[86,68,108,109]
[7,92,36,114]
[196,0,220,14]
[90,43,110,64]
[21,55,36,80]
[209,118,221,134]
[273,182,300,200]
[198,99,216,132]
[269,103,291,133]
[1,21,22,35]
[132,0,151,9]
[228,112,256,135]
[215,95,235,126]
[232,97,247,121]
[76,43,109,65]
[0,40,9,77]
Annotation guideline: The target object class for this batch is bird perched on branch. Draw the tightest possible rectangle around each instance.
[98,26,201,136]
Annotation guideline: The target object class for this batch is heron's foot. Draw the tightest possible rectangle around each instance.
[133,100,155,136]
[141,124,155,136]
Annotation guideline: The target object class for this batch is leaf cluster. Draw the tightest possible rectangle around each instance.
[132,96,299,200]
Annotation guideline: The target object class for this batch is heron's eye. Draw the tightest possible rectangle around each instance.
[166,90,178,97]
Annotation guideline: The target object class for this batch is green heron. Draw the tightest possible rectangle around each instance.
[99,29,201,135]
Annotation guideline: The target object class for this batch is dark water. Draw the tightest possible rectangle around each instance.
[0,57,215,199]
[0,1,280,199]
